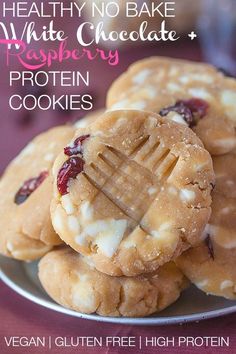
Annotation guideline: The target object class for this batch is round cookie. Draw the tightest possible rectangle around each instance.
[51,110,214,276]
[0,125,75,261]
[107,57,236,156]
[176,153,236,299]
[74,109,105,129]
[39,247,189,317]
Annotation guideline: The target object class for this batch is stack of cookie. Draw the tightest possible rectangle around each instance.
[107,57,236,300]
[1,57,236,318]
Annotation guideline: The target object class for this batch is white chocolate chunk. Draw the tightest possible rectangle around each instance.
[201,224,214,241]
[220,90,236,120]
[146,116,158,128]
[166,82,181,93]
[221,240,236,249]
[169,66,179,76]
[167,112,187,125]
[110,99,129,110]
[221,90,236,109]
[68,216,80,233]
[129,100,147,110]
[123,238,137,249]
[179,74,214,84]
[150,223,179,252]
[80,201,94,222]
[196,279,209,289]
[144,87,157,99]
[188,88,212,101]
[210,225,236,249]
[93,130,103,137]
[133,69,151,85]
[221,207,231,215]
[87,219,127,258]
[19,142,35,157]
[53,206,65,234]
[44,153,54,162]
[75,233,87,247]
[75,118,89,129]
[13,143,35,164]
[220,280,234,290]
[79,274,89,282]
[6,242,14,252]
[82,256,95,269]
[213,138,236,150]
[61,194,75,215]
[148,187,157,196]
[180,189,196,202]
[72,282,97,312]
[179,75,191,84]
[76,219,127,256]
[151,222,172,239]
[194,161,209,172]
[203,224,217,237]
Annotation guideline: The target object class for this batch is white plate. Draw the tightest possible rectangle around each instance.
[1,255,236,325]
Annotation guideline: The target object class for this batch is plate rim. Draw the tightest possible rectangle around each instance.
[1,262,236,326]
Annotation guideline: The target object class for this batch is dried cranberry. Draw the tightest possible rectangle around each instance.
[57,157,85,195]
[205,235,214,260]
[64,135,90,157]
[14,171,49,205]
[160,98,209,128]
[184,98,209,119]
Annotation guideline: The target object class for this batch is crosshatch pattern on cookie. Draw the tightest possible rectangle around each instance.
[84,137,179,234]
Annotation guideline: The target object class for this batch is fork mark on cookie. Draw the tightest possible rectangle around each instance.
[83,138,180,231]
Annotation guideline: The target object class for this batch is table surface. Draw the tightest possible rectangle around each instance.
[1,280,236,354]
[1,2,236,353]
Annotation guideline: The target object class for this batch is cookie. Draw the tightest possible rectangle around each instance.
[176,153,236,299]
[51,110,214,276]
[75,109,104,129]
[0,125,75,261]
[39,247,189,317]
[107,57,236,155]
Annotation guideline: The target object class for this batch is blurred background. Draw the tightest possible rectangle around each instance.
[0,0,235,173]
